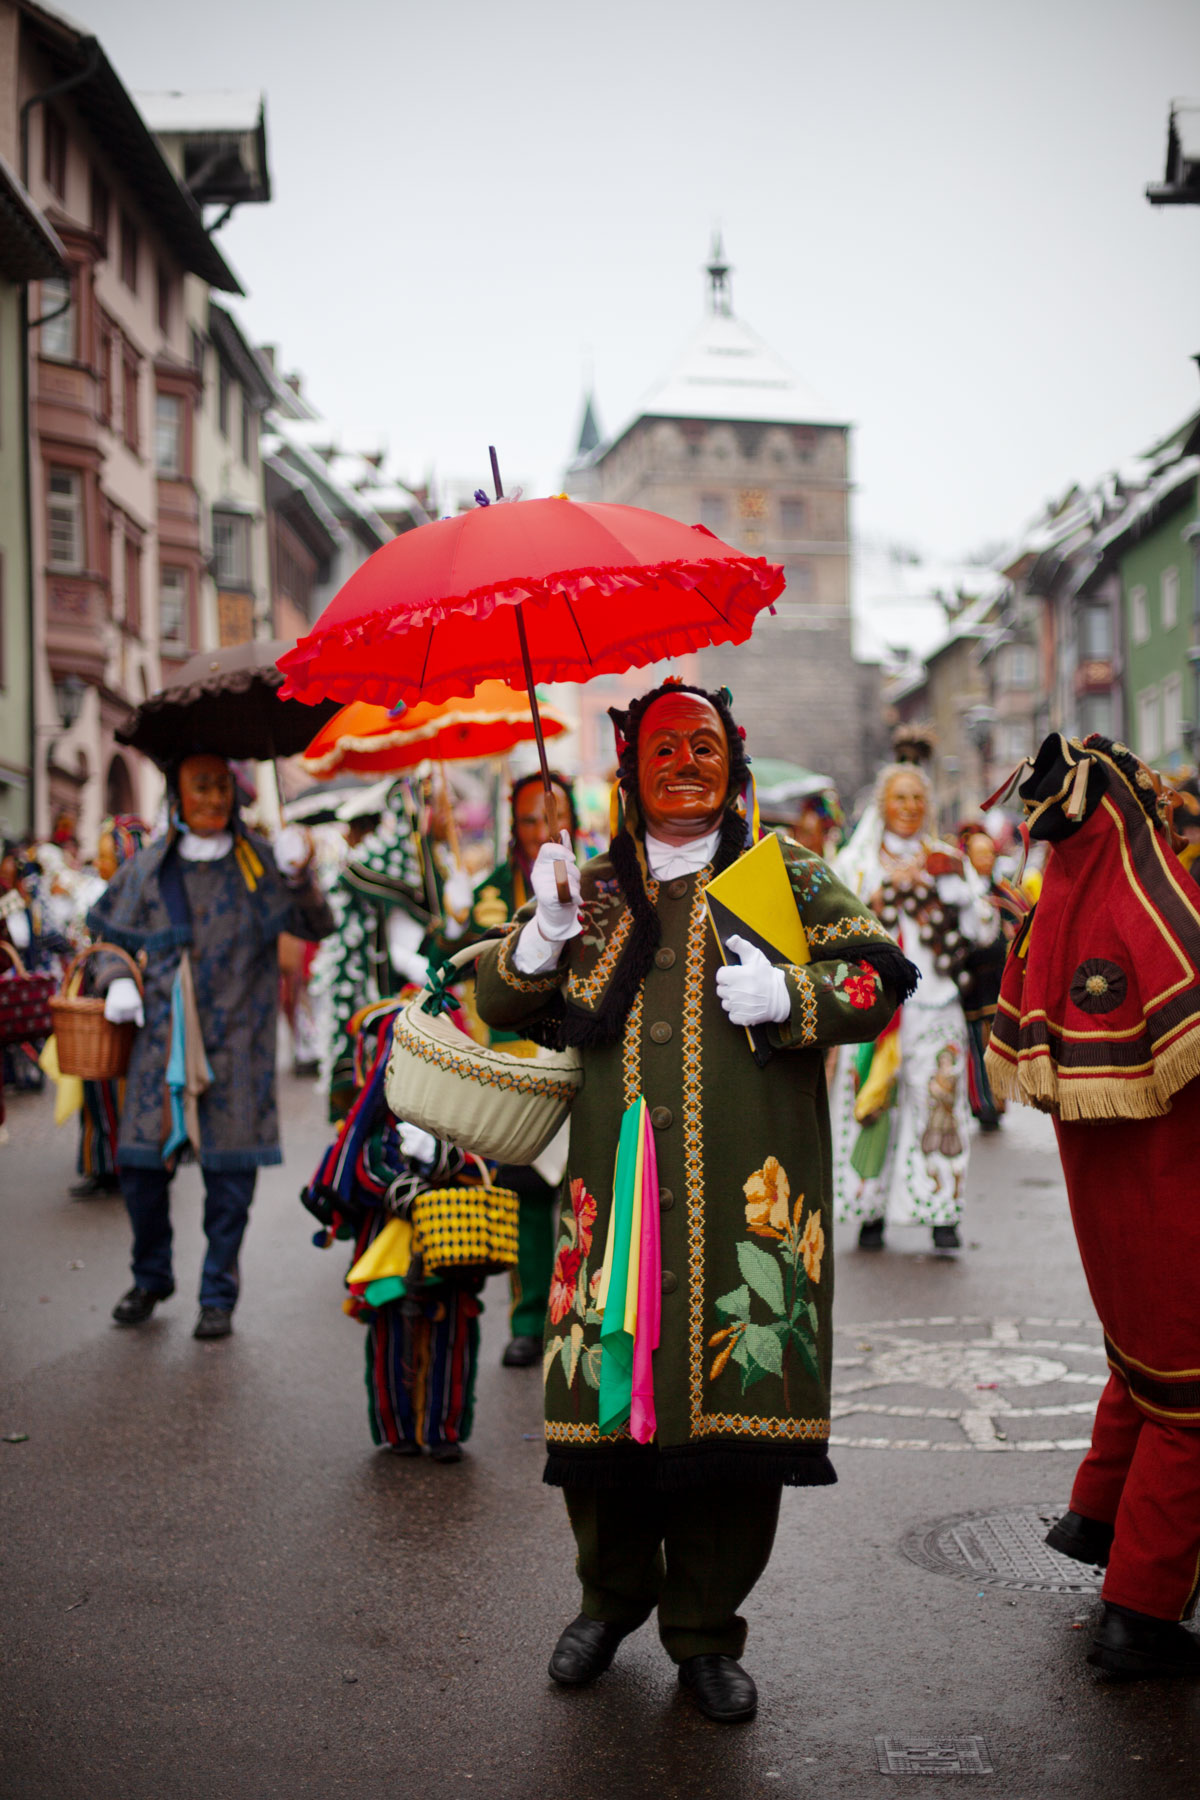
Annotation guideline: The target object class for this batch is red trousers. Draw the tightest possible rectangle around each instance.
[1056,1086,1200,1621]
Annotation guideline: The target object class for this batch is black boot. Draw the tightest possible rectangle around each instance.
[1045,1509,1114,1568]
[548,1614,637,1686]
[112,1285,172,1326]
[1088,1602,1200,1679]
[857,1218,885,1250]
[932,1224,961,1252]
[678,1654,758,1722]
[502,1335,541,1368]
[193,1306,233,1340]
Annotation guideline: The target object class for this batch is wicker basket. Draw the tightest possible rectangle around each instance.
[51,942,144,1080]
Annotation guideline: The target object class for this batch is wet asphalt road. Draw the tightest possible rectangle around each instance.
[2,1066,1199,1800]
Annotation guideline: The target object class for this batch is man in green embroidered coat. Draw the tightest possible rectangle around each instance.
[474,681,915,1723]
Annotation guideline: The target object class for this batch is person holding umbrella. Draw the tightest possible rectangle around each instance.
[473,680,916,1722]
[89,753,333,1339]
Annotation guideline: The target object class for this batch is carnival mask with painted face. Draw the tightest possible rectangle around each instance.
[965,832,996,879]
[178,755,235,837]
[882,771,927,840]
[513,778,573,864]
[637,693,731,842]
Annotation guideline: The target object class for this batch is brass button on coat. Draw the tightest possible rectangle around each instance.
[650,1105,674,1131]
[658,1187,675,1211]
[649,1020,673,1044]
[667,878,689,899]
[654,947,676,970]
[661,1270,678,1295]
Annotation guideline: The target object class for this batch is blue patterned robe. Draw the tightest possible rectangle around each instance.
[87,834,333,1170]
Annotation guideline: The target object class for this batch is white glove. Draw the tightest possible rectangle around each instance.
[442,868,473,918]
[530,833,582,941]
[715,935,790,1027]
[104,976,144,1028]
[6,908,30,949]
[398,1122,438,1167]
[274,824,311,881]
[386,909,428,986]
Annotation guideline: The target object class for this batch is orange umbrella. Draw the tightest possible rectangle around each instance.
[299,679,569,778]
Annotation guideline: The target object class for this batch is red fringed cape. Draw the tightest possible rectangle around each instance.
[986,748,1200,1120]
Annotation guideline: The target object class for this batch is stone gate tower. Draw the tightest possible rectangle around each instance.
[567,240,880,802]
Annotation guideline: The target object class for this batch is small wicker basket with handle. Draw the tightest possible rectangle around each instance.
[51,942,145,1080]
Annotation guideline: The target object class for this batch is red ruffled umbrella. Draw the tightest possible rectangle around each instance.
[279,455,784,894]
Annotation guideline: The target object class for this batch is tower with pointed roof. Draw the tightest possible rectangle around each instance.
[566,242,882,799]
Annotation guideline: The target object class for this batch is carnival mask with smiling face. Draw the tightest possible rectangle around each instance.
[178,754,235,837]
[882,771,928,840]
[637,692,731,842]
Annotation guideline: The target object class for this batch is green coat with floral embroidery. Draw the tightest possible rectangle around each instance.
[474,835,901,1490]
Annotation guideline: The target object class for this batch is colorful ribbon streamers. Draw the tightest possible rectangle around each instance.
[598,1096,661,1442]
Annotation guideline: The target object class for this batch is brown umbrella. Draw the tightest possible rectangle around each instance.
[116,640,341,766]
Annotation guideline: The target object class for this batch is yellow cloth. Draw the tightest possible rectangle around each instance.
[38,1035,83,1126]
[346,1217,413,1289]
[854,1026,900,1121]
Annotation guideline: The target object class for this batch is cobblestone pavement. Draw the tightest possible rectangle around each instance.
[2,1070,1198,1799]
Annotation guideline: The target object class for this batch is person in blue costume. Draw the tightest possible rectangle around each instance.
[88,753,334,1339]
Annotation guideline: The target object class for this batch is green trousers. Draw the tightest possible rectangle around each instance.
[564,1481,782,1662]
[498,1164,558,1339]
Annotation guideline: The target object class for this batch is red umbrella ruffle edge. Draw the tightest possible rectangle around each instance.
[300,699,569,776]
[277,553,785,707]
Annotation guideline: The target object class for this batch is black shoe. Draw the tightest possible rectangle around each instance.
[1045,1509,1114,1568]
[112,1285,171,1326]
[932,1225,961,1252]
[857,1218,885,1250]
[431,1442,463,1463]
[678,1654,758,1723]
[548,1614,637,1686]
[502,1334,542,1367]
[193,1306,233,1340]
[71,1174,120,1198]
[1088,1602,1200,1679]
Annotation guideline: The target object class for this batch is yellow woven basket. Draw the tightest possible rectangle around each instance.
[411,1181,520,1275]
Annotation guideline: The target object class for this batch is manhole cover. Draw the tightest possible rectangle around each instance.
[876,1737,994,1776]
[901,1503,1103,1593]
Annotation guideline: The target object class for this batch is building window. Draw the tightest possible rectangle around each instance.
[1162,565,1180,632]
[43,107,67,199]
[1130,584,1149,645]
[240,391,253,466]
[1161,673,1183,755]
[154,392,184,476]
[47,468,84,571]
[156,265,172,335]
[125,534,142,632]
[217,363,231,437]
[90,170,109,253]
[780,497,807,539]
[122,350,140,451]
[190,328,206,379]
[212,511,251,587]
[1078,692,1114,740]
[784,559,813,597]
[1006,642,1037,687]
[1137,686,1160,761]
[39,274,74,361]
[97,319,113,425]
[1077,604,1112,661]
[119,210,139,293]
[159,567,189,650]
[699,493,727,534]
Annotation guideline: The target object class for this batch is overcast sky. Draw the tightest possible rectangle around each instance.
[82,0,1200,559]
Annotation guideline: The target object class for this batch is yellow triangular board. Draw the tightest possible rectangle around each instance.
[704,832,810,967]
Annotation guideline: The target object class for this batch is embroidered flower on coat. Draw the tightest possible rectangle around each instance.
[799,1209,825,1284]
[548,1244,584,1325]
[744,1155,790,1239]
[1069,958,1128,1015]
[841,965,879,1011]
[569,1177,597,1257]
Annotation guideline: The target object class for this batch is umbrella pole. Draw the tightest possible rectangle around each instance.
[491,445,571,903]
[436,760,463,867]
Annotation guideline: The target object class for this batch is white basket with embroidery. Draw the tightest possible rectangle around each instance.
[385,941,583,1166]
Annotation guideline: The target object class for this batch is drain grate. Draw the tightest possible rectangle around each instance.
[901,1503,1104,1593]
[876,1737,994,1776]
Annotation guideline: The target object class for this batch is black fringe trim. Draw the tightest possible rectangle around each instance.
[543,1440,837,1492]
[855,945,922,1006]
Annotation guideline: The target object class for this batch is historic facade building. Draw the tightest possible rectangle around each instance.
[566,243,884,800]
